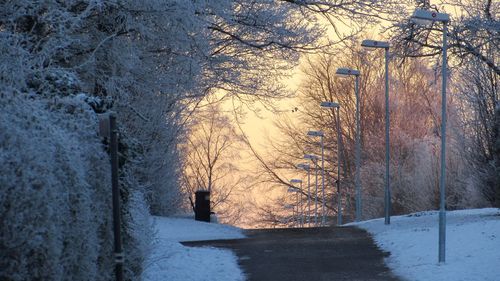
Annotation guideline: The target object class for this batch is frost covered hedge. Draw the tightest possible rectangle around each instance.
[0,92,152,281]
[0,93,115,280]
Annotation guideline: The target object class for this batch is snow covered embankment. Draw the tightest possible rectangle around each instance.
[354,208,500,281]
[142,216,246,281]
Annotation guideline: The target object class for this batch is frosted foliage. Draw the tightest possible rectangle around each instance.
[123,190,154,279]
[70,0,208,216]
[0,1,102,94]
[120,89,185,216]
[393,138,439,213]
[361,138,439,217]
[203,0,322,98]
[261,47,488,224]
[360,162,385,217]
[0,93,113,281]
[0,0,399,278]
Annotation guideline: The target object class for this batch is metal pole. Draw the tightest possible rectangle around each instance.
[439,22,448,264]
[288,190,297,228]
[110,114,124,281]
[336,108,342,225]
[314,159,318,226]
[321,136,326,226]
[296,190,299,227]
[355,75,362,221]
[384,47,391,225]
[299,182,304,227]
[307,168,311,227]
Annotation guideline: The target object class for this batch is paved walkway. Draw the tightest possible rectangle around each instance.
[183,226,400,281]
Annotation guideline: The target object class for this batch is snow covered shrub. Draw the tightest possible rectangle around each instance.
[117,91,186,217]
[388,136,485,215]
[122,189,154,279]
[1,0,188,279]
[0,92,113,281]
[360,137,439,218]
[391,138,440,214]
[360,162,385,219]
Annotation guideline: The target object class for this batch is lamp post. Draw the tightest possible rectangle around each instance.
[297,163,311,226]
[307,130,326,226]
[290,179,303,227]
[411,8,450,264]
[361,39,391,225]
[286,187,297,227]
[304,154,319,226]
[320,101,343,225]
[336,67,362,222]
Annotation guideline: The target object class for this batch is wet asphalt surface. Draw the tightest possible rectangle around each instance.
[182,226,400,281]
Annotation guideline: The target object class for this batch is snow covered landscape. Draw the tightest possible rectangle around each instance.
[354,208,500,281]
[1,1,498,280]
[142,216,245,281]
[142,209,500,281]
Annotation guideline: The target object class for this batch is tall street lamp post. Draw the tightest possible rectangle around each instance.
[307,130,326,226]
[361,39,392,225]
[336,67,362,221]
[411,8,450,264]
[297,163,311,226]
[290,179,303,227]
[304,154,319,226]
[320,101,343,225]
[286,187,297,227]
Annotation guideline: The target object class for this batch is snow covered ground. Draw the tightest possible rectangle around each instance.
[141,210,500,281]
[142,216,246,281]
[352,208,500,281]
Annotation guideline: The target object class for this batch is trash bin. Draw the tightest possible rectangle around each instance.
[195,190,211,222]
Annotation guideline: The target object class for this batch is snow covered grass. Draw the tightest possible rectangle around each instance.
[352,208,500,281]
[142,215,246,281]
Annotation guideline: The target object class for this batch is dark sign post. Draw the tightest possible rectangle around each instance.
[99,113,124,281]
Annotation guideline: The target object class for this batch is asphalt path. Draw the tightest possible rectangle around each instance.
[183,226,400,281]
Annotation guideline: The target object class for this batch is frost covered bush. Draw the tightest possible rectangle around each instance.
[123,190,155,277]
[0,92,155,280]
[1,1,190,278]
[0,93,113,281]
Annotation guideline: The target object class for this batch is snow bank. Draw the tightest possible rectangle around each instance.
[153,215,246,242]
[142,216,245,281]
[352,208,500,281]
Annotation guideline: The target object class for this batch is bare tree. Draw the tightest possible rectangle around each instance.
[456,52,499,206]
[249,39,487,225]
[388,0,499,205]
[181,101,248,224]
[390,0,499,75]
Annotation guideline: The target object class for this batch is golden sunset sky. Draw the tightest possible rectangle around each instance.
[219,0,464,227]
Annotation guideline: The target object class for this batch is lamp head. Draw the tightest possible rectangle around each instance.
[361,39,390,49]
[304,154,319,160]
[307,130,324,137]
[320,101,340,108]
[297,163,310,170]
[336,67,360,77]
[411,9,449,25]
